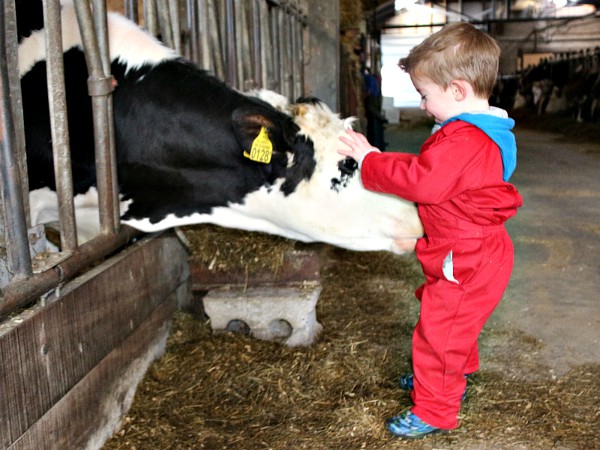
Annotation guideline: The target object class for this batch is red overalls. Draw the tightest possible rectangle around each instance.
[361,120,523,429]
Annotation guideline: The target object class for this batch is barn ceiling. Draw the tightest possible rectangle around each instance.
[366,0,598,28]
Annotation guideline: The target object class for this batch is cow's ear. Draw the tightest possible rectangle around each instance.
[231,106,297,155]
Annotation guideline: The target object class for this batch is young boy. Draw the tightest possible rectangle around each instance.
[338,22,523,439]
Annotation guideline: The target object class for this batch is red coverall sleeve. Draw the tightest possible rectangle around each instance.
[360,130,488,204]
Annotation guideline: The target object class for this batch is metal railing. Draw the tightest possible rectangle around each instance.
[0,0,306,318]
[140,0,307,96]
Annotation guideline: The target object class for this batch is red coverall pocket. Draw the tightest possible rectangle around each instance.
[416,238,456,282]
[447,240,485,286]
[416,238,484,286]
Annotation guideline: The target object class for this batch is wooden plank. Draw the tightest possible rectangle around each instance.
[8,290,181,450]
[0,232,189,448]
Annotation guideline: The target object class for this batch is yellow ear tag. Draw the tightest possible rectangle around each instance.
[243,126,273,164]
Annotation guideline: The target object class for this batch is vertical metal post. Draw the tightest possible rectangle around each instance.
[224,0,237,87]
[92,0,120,232]
[259,0,272,89]
[73,0,118,236]
[187,0,199,62]
[235,0,245,89]
[144,0,160,36]
[125,0,139,22]
[278,4,288,98]
[42,0,78,252]
[252,0,262,89]
[4,0,29,225]
[293,5,305,99]
[169,0,182,54]
[208,0,224,79]
[0,2,33,281]
[156,0,174,49]
[197,0,212,71]
[270,2,281,92]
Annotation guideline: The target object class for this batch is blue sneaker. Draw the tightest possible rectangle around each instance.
[385,410,445,439]
[398,373,416,391]
[398,373,469,400]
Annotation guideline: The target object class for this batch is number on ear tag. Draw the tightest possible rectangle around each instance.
[243,126,273,164]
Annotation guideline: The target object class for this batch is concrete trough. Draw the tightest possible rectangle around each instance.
[202,283,322,346]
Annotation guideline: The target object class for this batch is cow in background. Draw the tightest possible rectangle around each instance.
[512,49,600,122]
[18,0,423,254]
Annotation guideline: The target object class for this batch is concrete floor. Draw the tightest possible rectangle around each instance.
[383,118,600,376]
[499,128,600,374]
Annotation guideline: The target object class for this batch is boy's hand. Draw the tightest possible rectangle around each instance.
[338,129,381,166]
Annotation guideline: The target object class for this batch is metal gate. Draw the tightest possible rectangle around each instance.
[122,0,306,100]
[0,0,306,318]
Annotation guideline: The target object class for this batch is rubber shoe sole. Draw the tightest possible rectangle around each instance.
[385,410,447,439]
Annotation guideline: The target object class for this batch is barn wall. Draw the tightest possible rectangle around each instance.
[0,232,190,450]
[492,15,600,73]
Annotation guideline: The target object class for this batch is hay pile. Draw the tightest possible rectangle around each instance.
[182,225,296,274]
[103,236,600,450]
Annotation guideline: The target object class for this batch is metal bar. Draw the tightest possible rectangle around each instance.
[292,10,303,99]
[270,2,281,92]
[169,0,182,54]
[42,0,78,252]
[235,0,245,89]
[187,0,199,62]
[259,0,272,89]
[252,0,262,89]
[278,5,288,97]
[4,0,29,225]
[73,0,118,236]
[197,0,212,71]
[208,0,224,78]
[125,0,139,22]
[0,1,33,282]
[380,12,597,29]
[156,0,174,49]
[0,226,143,319]
[92,0,120,232]
[144,0,159,36]
[225,0,237,87]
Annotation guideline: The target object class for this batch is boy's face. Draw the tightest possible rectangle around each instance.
[410,75,461,124]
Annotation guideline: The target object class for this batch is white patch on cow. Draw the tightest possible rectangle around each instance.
[18,1,176,78]
[123,101,424,254]
[246,89,291,113]
[106,10,177,71]
[29,187,132,245]
[18,4,85,76]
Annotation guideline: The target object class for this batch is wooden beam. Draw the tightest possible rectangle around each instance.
[0,232,190,449]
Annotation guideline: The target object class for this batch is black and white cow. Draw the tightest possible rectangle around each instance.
[18,0,422,254]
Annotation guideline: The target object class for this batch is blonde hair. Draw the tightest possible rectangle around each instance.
[399,22,500,98]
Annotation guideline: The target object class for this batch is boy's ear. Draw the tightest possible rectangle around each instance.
[450,80,469,101]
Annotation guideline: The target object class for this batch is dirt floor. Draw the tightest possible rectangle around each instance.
[103,112,600,450]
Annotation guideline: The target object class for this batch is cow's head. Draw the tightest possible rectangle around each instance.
[231,93,424,254]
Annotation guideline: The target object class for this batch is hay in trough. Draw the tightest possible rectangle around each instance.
[182,225,295,275]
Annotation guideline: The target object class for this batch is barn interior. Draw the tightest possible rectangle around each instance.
[1,0,599,449]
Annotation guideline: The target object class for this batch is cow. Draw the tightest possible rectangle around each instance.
[17,0,423,254]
